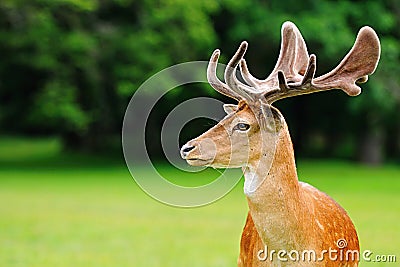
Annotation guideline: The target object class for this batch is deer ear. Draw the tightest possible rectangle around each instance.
[223,104,238,114]
[260,103,282,133]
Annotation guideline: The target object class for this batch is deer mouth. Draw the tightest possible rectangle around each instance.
[186,158,213,166]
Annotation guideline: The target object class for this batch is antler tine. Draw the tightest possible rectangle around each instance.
[301,54,316,86]
[207,49,242,101]
[239,21,310,95]
[207,42,259,102]
[239,59,263,88]
[224,41,258,101]
[265,54,317,103]
[270,21,309,82]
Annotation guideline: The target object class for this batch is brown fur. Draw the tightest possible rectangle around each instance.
[183,102,359,267]
[237,105,359,266]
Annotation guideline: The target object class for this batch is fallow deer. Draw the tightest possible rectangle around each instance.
[181,22,380,266]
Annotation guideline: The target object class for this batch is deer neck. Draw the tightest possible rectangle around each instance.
[243,123,307,251]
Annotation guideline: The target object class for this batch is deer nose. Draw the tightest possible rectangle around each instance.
[180,144,196,158]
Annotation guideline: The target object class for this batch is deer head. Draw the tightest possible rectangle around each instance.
[181,21,380,169]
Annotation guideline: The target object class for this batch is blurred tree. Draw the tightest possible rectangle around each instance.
[0,0,221,151]
[0,0,398,163]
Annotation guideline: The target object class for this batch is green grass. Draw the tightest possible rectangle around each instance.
[0,138,399,266]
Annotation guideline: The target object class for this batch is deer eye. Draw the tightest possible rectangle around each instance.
[234,123,250,131]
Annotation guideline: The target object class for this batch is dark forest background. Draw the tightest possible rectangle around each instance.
[1,0,399,165]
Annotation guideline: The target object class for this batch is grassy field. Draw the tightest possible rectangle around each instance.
[0,137,399,266]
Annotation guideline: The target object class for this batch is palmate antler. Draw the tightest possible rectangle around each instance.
[207,21,381,104]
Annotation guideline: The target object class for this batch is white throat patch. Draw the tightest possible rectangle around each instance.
[244,169,262,195]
